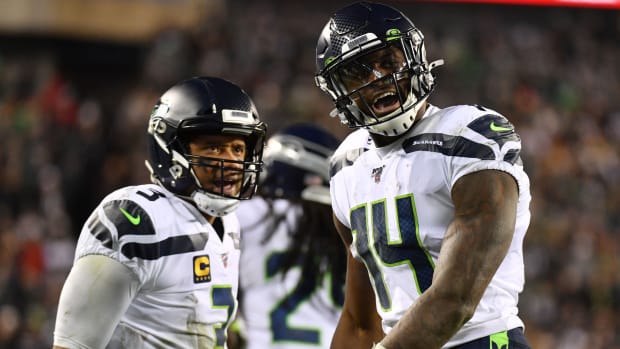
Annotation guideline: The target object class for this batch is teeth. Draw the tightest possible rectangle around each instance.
[373,91,396,104]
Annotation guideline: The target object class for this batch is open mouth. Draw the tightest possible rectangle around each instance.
[211,178,241,196]
[372,91,401,116]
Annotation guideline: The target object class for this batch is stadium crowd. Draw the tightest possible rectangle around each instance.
[0,1,618,348]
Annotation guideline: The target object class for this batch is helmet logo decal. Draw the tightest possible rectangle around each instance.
[325,56,336,67]
[386,28,402,41]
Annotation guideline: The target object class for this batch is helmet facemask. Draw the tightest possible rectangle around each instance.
[317,28,443,136]
[144,76,267,217]
[184,137,262,201]
[147,114,266,217]
[186,154,258,218]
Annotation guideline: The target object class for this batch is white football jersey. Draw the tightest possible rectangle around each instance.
[74,183,240,348]
[330,104,531,348]
[237,197,343,349]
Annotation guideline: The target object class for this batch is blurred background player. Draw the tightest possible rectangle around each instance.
[52,76,267,348]
[315,2,532,349]
[235,123,345,349]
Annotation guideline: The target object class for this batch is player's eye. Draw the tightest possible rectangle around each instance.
[340,61,372,80]
[380,60,400,70]
[202,145,220,154]
[232,144,246,156]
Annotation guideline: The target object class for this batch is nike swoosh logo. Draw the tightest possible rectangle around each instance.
[490,121,512,132]
[119,207,140,225]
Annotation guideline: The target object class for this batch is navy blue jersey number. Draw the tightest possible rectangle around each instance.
[266,251,343,345]
[350,194,435,310]
[212,285,236,348]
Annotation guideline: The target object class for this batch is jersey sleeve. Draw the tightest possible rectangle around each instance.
[73,186,161,285]
[53,254,140,349]
[328,129,372,180]
[446,106,527,193]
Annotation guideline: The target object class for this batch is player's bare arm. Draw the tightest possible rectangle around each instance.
[330,214,384,349]
[379,169,519,349]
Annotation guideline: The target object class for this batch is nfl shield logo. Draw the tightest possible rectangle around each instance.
[371,166,384,183]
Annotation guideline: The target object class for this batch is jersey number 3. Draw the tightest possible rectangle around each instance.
[350,193,435,310]
[212,286,235,348]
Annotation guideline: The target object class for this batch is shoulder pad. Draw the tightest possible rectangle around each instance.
[330,147,368,178]
[329,129,373,178]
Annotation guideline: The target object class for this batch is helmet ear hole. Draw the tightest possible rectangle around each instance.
[169,164,184,180]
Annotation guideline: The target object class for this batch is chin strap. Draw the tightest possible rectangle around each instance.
[191,191,239,217]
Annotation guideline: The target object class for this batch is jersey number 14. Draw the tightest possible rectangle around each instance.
[350,193,435,310]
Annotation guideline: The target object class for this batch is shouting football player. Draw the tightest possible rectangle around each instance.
[315,2,532,349]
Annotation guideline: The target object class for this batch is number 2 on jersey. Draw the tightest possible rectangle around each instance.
[350,194,435,310]
[266,252,343,345]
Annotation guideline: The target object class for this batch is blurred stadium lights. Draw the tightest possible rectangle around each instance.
[0,0,226,42]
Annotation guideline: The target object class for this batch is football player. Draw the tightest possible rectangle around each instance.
[235,123,345,349]
[315,2,532,349]
[52,77,267,348]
